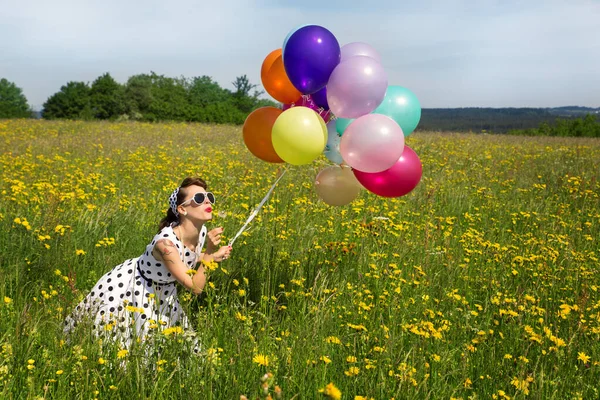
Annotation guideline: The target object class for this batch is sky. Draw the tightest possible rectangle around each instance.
[2,0,599,110]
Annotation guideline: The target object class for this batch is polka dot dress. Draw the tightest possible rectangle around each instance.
[64,224,208,349]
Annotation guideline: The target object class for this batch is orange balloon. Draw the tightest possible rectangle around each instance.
[243,107,285,163]
[261,49,302,104]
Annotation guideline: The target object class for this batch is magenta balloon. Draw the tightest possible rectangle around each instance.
[353,146,422,197]
[340,42,381,63]
[339,114,404,173]
[326,56,388,118]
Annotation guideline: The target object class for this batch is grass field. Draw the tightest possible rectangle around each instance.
[1,119,599,399]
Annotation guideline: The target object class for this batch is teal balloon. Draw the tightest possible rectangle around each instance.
[373,86,421,136]
[282,24,311,59]
[335,117,355,135]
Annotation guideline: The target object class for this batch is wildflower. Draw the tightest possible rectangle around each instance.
[98,358,106,365]
[253,354,270,367]
[345,366,360,376]
[3,297,12,305]
[117,349,128,359]
[577,352,591,364]
[325,336,342,345]
[320,355,332,364]
[163,326,183,336]
[346,356,357,363]
[238,289,246,296]
[56,370,63,375]
[319,382,341,400]
[75,249,86,256]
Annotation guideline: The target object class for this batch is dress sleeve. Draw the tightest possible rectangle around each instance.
[151,226,184,261]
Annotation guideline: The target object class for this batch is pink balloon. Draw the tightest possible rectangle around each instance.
[340,114,404,173]
[340,42,381,63]
[353,146,422,197]
[326,56,388,119]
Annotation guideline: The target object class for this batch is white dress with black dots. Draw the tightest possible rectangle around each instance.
[64,224,208,349]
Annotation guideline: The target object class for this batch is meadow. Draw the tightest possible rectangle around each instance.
[1,119,599,399]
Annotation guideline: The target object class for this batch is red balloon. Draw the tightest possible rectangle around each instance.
[353,146,422,197]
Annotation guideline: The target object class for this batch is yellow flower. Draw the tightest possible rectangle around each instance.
[56,370,63,375]
[319,382,341,400]
[238,289,246,296]
[325,336,342,345]
[3,296,12,304]
[346,356,357,363]
[75,249,86,256]
[252,354,270,367]
[163,326,183,336]
[320,355,332,364]
[344,366,360,376]
[98,358,106,365]
[578,352,591,364]
[117,349,128,359]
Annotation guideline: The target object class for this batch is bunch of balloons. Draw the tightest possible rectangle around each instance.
[242,24,423,206]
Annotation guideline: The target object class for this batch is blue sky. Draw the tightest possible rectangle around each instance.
[2,0,599,110]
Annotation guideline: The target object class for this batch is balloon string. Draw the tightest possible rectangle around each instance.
[228,169,287,247]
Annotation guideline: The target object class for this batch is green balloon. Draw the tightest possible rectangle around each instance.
[373,86,421,136]
[335,117,355,135]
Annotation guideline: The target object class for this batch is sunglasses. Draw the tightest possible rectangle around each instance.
[181,192,216,206]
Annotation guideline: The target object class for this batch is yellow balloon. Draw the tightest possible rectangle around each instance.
[271,106,327,165]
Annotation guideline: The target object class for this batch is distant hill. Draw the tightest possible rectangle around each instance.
[417,107,600,133]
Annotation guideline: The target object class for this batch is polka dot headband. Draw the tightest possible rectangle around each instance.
[168,187,180,217]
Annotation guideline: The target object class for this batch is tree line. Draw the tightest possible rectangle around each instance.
[1,76,599,137]
[507,114,600,137]
[0,73,277,124]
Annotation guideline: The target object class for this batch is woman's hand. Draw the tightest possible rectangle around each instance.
[205,227,224,254]
[207,245,232,263]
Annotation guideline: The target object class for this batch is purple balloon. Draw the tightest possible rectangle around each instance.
[353,146,422,198]
[327,56,388,118]
[340,42,381,63]
[283,95,333,123]
[283,25,341,95]
[311,87,329,109]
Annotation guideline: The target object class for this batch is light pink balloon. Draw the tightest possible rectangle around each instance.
[340,42,381,63]
[339,114,405,173]
[326,56,388,119]
[353,146,422,197]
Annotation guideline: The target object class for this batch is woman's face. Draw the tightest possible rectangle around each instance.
[179,185,213,221]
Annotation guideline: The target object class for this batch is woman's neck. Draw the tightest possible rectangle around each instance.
[174,220,202,251]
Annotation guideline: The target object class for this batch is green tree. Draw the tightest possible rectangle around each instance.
[231,75,261,114]
[146,74,190,121]
[42,81,91,119]
[90,73,125,119]
[0,78,31,118]
[187,76,230,107]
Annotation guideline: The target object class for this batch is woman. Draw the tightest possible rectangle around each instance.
[64,177,232,350]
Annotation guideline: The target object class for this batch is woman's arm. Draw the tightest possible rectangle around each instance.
[152,239,207,295]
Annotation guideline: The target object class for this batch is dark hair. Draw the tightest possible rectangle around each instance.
[158,177,207,231]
